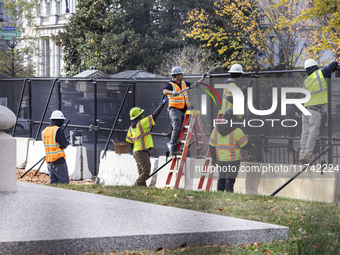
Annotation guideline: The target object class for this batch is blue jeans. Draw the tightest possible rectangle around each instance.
[167,108,185,153]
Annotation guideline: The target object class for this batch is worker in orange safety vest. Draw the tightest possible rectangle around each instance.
[42,110,70,184]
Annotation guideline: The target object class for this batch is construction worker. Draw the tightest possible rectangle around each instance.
[220,64,244,117]
[162,66,191,156]
[299,59,338,164]
[42,110,69,184]
[126,98,168,186]
[209,109,252,192]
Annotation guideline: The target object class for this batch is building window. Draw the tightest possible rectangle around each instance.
[56,1,61,14]
[45,1,51,15]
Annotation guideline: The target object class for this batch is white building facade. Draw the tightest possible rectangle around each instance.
[35,0,77,77]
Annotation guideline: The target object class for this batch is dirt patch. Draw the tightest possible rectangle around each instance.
[17,170,95,185]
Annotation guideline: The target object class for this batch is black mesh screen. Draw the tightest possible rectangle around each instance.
[2,72,340,173]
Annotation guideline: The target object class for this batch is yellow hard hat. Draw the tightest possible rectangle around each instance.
[129,107,144,120]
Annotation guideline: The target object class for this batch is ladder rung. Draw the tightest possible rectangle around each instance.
[184,126,190,129]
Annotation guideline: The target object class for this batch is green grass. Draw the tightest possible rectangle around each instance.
[57,184,340,255]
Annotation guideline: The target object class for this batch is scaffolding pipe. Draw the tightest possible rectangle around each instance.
[270,147,331,196]
[102,80,134,159]
[12,78,28,136]
[35,79,58,141]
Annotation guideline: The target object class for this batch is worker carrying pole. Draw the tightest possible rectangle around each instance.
[42,110,70,184]
[126,98,168,186]
[162,66,191,156]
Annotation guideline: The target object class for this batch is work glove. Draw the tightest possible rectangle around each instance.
[161,97,169,105]
[172,91,179,96]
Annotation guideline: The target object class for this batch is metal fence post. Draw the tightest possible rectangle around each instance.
[35,79,58,141]
[93,80,98,176]
[327,78,333,164]
[12,78,27,136]
[58,80,61,111]
[28,79,32,138]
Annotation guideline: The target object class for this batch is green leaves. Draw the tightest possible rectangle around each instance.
[58,0,199,76]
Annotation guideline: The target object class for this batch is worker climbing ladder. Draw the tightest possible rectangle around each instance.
[165,110,210,189]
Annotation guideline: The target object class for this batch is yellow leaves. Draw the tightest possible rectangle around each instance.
[216,206,228,213]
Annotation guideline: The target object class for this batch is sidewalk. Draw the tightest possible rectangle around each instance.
[0,182,289,254]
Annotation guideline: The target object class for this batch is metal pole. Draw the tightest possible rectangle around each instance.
[147,157,174,180]
[35,79,58,140]
[28,80,33,138]
[102,80,134,158]
[93,80,98,176]
[271,146,331,196]
[12,78,27,136]
[58,80,62,110]
[327,78,332,164]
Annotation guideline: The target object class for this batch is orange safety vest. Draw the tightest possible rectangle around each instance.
[168,81,190,109]
[42,126,66,163]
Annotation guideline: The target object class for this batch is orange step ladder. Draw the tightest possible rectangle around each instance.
[165,110,208,189]
[196,112,223,191]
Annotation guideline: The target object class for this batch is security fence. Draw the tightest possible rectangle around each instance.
[1,70,339,175]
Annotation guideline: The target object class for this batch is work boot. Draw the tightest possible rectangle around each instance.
[299,154,312,164]
[170,150,182,156]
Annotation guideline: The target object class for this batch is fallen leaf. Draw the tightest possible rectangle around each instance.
[287,220,292,224]
[239,244,247,249]
[162,204,169,206]
[186,196,194,201]
[180,242,187,248]
[295,207,299,211]
[195,214,199,216]
[315,244,322,249]
[262,249,273,255]
[145,191,149,195]
[97,190,104,194]
[267,200,274,204]
[217,208,224,212]
[156,247,163,251]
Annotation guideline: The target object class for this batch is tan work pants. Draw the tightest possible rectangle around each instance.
[133,150,151,186]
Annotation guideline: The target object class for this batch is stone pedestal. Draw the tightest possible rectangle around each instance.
[0,105,17,192]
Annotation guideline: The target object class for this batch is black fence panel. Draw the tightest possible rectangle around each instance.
[1,71,339,175]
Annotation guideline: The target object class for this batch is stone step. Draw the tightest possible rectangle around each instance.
[0,182,289,254]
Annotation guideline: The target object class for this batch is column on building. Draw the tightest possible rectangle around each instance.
[39,38,45,76]
[44,39,50,77]
[51,0,56,14]
[56,43,61,76]
[50,38,56,77]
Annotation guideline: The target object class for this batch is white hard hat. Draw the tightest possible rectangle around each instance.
[304,59,318,69]
[229,64,244,73]
[50,110,65,120]
[171,66,183,75]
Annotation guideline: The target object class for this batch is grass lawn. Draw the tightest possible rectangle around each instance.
[57,184,340,255]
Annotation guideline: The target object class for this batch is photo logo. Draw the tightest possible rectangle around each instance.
[214,84,312,116]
